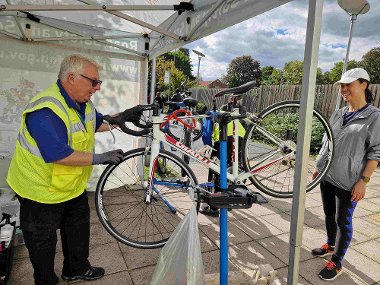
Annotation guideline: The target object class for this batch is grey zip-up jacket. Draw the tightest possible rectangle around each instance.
[316,104,380,191]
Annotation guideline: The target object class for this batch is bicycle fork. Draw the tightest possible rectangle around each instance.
[145,120,177,213]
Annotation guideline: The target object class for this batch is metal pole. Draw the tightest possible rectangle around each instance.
[219,123,228,285]
[150,57,157,104]
[335,14,357,110]
[197,56,201,82]
[287,0,323,284]
[143,58,149,104]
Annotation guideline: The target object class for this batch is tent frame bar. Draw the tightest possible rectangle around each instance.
[78,0,181,40]
[0,29,22,39]
[0,4,176,11]
[1,2,182,40]
[22,13,146,57]
[187,0,225,39]
[32,35,147,42]
[5,0,27,39]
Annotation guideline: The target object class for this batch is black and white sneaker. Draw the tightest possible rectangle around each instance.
[312,243,335,257]
[61,266,105,281]
[318,261,342,281]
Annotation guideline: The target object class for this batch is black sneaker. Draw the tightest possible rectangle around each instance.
[318,261,342,281]
[312,243,335,257]
[61,266,105,281]
[199,204,219,217]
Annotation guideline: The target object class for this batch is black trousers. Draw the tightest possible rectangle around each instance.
[17,192,91,285]
[320,181,357,263]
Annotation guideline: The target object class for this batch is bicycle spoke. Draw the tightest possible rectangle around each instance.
[95,148,199,248]
[242,101,333,198]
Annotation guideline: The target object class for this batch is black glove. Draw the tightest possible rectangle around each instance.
[92,149,124,165]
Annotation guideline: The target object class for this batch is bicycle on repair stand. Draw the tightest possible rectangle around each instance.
[95,81,334,249]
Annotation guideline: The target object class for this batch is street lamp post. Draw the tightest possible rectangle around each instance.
[335,0,370,110]
[193,49,205,82]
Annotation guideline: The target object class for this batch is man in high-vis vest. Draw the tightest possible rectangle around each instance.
[7,54,124,285]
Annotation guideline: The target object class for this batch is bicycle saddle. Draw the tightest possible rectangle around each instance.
[214,81,256,97]
[183,98,198,108]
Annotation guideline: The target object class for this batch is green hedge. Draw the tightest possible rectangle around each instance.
[258,113,325,154]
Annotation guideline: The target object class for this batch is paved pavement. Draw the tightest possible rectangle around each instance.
[12,166,380,285]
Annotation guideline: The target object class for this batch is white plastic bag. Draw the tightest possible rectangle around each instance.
[150,204,205,285]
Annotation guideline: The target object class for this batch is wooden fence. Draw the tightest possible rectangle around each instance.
[190,84,380,118]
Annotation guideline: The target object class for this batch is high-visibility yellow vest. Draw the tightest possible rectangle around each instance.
[7,83,96,204]
[212,120,246,142]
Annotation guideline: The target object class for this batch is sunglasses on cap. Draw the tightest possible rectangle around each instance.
[80,74,103,87]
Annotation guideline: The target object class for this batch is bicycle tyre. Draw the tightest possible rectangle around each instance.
[95,148,199,249]
[242,100,334,198]
[166,111,203,142]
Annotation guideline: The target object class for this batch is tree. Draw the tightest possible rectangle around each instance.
[316,68,328,85]
[155,58,186,95]
[281,60,327,85]
[361,46,380,84]
[268,68,283,85]
[260,66,274,85]
[318,71,331,85]
[149,48,196,97]
[327,60,361,84]
[161,48,195,80]
[282,60,304,85]
[222,55,261,87]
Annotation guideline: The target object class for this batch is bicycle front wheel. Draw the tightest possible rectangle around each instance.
[95,148,199,248]
[242,101,334,198]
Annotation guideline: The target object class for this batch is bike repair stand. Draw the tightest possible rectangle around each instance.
[201,112,268,285]
[219,114,229,285]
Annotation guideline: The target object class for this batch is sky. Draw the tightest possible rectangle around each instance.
[185,0,380,81]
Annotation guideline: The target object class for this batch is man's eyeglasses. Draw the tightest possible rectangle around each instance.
[80,74,102,87]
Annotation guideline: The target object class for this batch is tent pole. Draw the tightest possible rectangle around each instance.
[287,0,323,284]
[142,58,149,104]
[150,57,157,104]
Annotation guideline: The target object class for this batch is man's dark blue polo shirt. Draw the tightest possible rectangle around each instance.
[25,80,103,163]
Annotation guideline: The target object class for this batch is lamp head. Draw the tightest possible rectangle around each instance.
[193,49,205,58]
[338,0,370,15]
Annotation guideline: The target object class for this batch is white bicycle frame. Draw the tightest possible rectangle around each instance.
[144,108,297,204]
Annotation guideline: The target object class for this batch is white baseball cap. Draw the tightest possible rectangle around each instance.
[334,68,370,86]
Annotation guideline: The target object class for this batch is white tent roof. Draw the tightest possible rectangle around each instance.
[0,0,292,59]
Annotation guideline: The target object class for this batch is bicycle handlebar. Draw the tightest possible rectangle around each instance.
[103,104,157,137]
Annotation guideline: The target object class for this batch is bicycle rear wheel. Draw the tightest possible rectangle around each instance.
[242,101,334,198]
[166,111,203,142]
[95,148,199,248]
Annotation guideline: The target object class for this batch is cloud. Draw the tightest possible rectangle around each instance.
[185,0,380,80]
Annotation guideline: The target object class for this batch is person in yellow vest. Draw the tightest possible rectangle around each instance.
[7,54,124,285]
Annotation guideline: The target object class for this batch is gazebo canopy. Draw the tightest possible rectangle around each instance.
[0,0,292,59]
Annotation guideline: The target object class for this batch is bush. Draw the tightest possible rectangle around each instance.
[258,113,325,154]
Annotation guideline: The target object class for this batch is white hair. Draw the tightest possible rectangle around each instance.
[58,54,101,81]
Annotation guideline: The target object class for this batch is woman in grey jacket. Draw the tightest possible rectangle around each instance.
[312,68,380,281]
